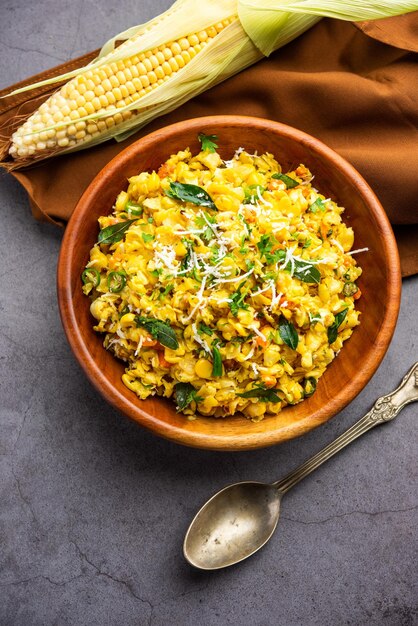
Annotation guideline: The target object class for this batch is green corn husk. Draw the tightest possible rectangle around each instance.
[3,0,418,167]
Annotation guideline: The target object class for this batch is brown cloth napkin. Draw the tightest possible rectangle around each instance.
[1,16,417,276]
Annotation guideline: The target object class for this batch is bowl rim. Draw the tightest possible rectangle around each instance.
[57,115,401,450]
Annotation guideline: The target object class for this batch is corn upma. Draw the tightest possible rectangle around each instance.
[81,134,364,420]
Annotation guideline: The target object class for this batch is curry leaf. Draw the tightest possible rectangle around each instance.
[291,258,321,284]
[238,388,282,403]
[243,184,266,205]
[278,315,299,350]
[98,218,138,245]
[327,308,348,344]
[175,382,202,411]
[165,182,216,209]
[135,317,179,349]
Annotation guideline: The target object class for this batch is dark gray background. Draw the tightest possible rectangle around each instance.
[1,1,417,624]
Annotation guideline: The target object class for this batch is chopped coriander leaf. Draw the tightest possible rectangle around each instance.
[198,323,214,336]
[265,248,286,265]
[195,212,217,242]
[263,271,278,281]
[198,133,218,153]
[272,172,298,188]
[230,333,254,344]
[302,239,312,249]
[159,283,174,299]
[142,233,154,243]
[257,234,273,257]
[196,211,216,226]
[210,246,221,263]
[229,282,249,316]
[243,184,266,204]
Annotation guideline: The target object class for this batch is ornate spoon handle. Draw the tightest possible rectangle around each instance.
[274,363,418,495]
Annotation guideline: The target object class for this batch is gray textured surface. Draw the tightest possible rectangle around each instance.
[1,1,417,625]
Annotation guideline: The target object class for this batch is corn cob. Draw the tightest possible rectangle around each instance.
[9,18,235,160]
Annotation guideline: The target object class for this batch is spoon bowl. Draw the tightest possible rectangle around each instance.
[183,364,418,570]
[184,482,281,570]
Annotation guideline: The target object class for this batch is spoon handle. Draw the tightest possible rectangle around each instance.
[273,362,418,495]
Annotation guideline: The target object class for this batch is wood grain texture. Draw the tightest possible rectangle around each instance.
[57,116,401,451]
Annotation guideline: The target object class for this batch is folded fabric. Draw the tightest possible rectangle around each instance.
[0,15,417,276]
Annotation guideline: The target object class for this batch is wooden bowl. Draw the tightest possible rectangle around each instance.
[57,116,401,451]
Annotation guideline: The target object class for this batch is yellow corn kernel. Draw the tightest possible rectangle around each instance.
[119,313,136,328]
[318,283,330,303]
[263,345,282,367]
[174,241,187,257]
[195,359,213,378]
[89,246,108,270]
[237,310,253,326]
[339,227,355,251]
[244,403,266,419]
[90,299,112,321]
[301,352,313,369]
[122,374,137,392]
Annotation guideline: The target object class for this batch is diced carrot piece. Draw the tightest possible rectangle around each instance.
[157,162,175,178]
[262,375,276,388]
[158,352,171,368]
[142,336,158,347]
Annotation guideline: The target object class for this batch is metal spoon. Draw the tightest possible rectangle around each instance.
[184,363,418,570]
